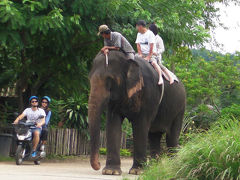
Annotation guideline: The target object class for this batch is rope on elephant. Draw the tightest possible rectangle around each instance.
[159,81,164,105]
[105,54,108,67]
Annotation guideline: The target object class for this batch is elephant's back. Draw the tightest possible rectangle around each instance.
[164,79,186,106]
[134,57,186,106]
[134,57,159,85]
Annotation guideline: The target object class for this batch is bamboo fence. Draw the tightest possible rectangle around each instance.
[46,128,127,155]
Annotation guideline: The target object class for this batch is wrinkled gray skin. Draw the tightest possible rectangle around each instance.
[88,51,186,175]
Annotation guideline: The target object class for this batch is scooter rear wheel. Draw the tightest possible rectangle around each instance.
[34,160,40,165]
[16,145,23,165]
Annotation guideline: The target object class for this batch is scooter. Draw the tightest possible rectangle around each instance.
[13,121,46,165]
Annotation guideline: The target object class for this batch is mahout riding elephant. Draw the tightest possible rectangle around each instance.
[88,50,186,175]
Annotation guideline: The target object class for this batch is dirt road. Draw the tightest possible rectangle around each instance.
[0,157,138,180]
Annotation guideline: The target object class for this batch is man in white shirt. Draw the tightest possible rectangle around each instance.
[135,20,163,85]
[14,96,46,157]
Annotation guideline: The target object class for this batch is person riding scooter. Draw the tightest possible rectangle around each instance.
[14,96,46,158]
[40,96,52,150]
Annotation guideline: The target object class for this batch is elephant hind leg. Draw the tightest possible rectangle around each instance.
[166,110,184,152]
[148,131,163,158]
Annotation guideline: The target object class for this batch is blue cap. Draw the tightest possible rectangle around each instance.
[29,96,38,103]
[42,96,51,103]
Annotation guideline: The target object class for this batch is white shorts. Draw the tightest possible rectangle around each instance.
[136,53,158,64]
[136,53,166,70]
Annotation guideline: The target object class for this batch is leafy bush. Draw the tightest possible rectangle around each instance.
[99,148,107,155]
[99,148,131,157]
[140,118,240,180]
[50,93,88,133]
[120,149,131,157]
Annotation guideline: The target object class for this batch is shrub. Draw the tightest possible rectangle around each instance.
[99,148,131,157]
[99,148,107,155]
[50,94,88,132]
[221,104,240,118]
[120,149,131,157]
[140,117,240,180]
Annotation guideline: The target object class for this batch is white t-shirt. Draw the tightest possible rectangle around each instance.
[155,34,165,62]
[23,108,46,124]
[135,30,157,54]
[155,34,165,55]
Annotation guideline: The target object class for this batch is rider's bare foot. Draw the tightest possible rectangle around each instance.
[169,78,174,84]
[158,78,163,85]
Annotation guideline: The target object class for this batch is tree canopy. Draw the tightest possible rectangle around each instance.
[0,0,239,127]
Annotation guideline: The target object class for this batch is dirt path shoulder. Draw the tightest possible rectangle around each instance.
[0,157,138,180]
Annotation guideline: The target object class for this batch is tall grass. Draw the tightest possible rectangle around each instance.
[140,118,240,180]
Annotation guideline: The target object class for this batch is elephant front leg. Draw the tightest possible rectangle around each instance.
[129,119,149,175]
[102,111,123,175]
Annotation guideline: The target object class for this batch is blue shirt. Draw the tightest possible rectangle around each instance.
[43,110,51,128]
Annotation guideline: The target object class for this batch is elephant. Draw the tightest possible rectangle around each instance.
[88,50,186,175]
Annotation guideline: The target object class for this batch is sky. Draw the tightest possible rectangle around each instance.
[206,2,240,54]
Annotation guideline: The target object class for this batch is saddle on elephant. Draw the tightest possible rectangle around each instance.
[161,67,179,83]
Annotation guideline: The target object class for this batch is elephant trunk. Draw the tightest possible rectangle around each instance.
[88,77,109,171]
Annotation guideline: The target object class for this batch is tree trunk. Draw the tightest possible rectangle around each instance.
[16,49,27,112]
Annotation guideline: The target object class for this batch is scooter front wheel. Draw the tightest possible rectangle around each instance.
[34,160,40,165]
[15,145,24,165]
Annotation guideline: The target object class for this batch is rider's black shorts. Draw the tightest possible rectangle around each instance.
[41,128,48,141]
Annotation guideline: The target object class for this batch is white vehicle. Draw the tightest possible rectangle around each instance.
[13,121,46,165]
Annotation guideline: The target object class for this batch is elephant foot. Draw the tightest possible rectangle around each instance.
[129,167,143,175]
[102,167,122,175]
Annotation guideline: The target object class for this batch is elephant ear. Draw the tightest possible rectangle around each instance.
[126,60,144,98]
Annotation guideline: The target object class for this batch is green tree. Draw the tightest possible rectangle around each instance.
[0,0,237,116]
[173,50,240,127]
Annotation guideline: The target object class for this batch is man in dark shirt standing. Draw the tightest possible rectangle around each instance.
[98,25,135,60]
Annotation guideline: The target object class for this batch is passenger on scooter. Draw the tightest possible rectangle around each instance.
[40,96,52,149]
[13,96,46,158]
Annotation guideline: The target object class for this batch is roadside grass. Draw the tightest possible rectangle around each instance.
[0,155,14,162]
[140,117,240,180]
[46,154,81,160]
[0,154,81,162]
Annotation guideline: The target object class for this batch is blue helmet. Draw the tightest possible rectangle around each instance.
[29,96,38,103]
[42,96,51,103]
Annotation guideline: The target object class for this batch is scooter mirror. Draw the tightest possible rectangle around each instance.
[13,112,19,118]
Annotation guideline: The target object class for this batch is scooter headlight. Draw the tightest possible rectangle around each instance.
[17,134,26,140]
[17,131,31,140]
